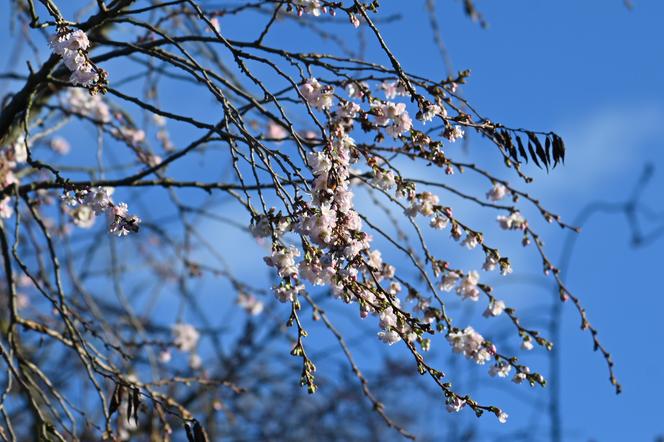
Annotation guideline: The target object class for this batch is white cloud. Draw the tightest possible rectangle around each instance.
[533,102,664,198]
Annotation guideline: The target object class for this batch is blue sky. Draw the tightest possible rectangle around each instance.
[216,1,664,439]
[373,1,664,440]
[2,1,664,440]
[192,2,664,439]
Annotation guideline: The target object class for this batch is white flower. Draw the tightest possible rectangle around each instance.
[377,329,401,345]
[266,121,287,140]
[0,197,13,219]
[50,30,98,86]
[445,396,466,413]
[333,101,361,122]
[447,326,491,364]
[189,353,203,370]
[419,102,444,123]
[138,152,162,168]
[300,77,334,110]
[10,139,28,163]
[69,62,98,86]
[345,81,368,98]
[62,50,86,71]
[461,234,478,250]
[66,30,90,51]
[378,307,397,329]
[450,223,462,241]
[444,125,465,142]
[250,215,272,238]
[372,169,396,191]
[456,271,480,302]
[489,361,512,378]
[447,326,484,358]
[483,255,498,272]
[483,299,506,318]
[367,249,383,271]
[430,215,449,230]
[406,192,439,217]
[108,203,141,236]
[67,88,111,122]
[50,137,70,155]
[521,338,534,351]
[372,101,412,137]
[1,169,18,188]
[307,151,332,176]
[440,271,459,292]
[264,246,300,278]
[386,111,412,138]
[49,29,90,55]
[172,323,200,352]
[153,114,166,127]
[81,187,113,214]
[474,347,492,365]
[380,81,409,99]
[113,127,145,147]
[299,257,336,286]
[274,282,305,303]
[70,205,95,228]
[237,292,264,316]
[294,0,323,16]
[389,282,402,296]
[209,17,220,32]
[513,372,527,384]
[497,212,526,230]
[486,183,508,201]
[512,366,530,384]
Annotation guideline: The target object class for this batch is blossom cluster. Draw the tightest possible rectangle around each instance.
[62,187,141,236]
[67,88,111,122]
[66,89,162,167]
[299,78,334,110]
[447,326,493,365]
[486,182,509,201]
[264,245,305,302]
[260,78,426,350]
[172,322,200,352]
[292,0,324,16]
[372,101,413,138]
[237,292,264,316]
[264,78,517,352]
[0,139,26,219]
[251,76,548,424]
[49,29,99,87]
[498,212,527,230]
[170,323,202,370]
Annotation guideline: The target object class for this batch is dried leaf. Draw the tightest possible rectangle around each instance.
[516,135,528,162]
[552,134,566,165]
[131,388,141,424]
[185,423,195,442]
[192,420,208,442]
[527,141,540,168]
[108,383,124,417]
[529,132,548,170]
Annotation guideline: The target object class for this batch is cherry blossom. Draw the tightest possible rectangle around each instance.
[172,323,200,352]
[486,182,509,201]
[483,299,506,318]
